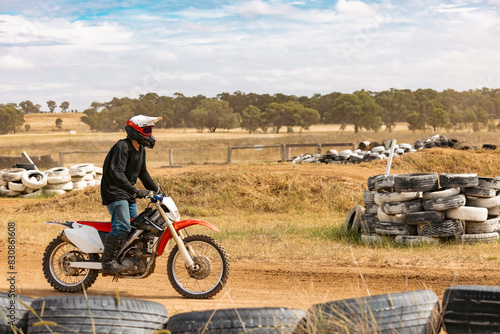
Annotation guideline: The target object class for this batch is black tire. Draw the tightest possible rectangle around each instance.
[462,186,497,198]
[27,295,168,334]
[383,199,423,215]
[0,292,34,334]
[13,163,36,170]
[456,142,474,150]
[417,219,464,237]
[448,138,460,148]
[343,205,364,232]
[367,174,381,190]
[365,203,379,214]
[478,177,500,189]
[297,290,440,334]
[360,213,378,234]
[406,211,445,226]
[423,194,466,211]
[439,173,478,188]
[393,173,439,192]
[167,234,229,299]
[466,195,500,209]
[482,144,497,150]
[442,285,500,333]
[363,190,376,204]
[466,219,499,234]
[166,307,306,334]
[374,174,395,191]
[42,236,99,293]
[376,221,417,236]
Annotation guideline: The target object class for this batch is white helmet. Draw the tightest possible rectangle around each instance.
[125,115,162,149]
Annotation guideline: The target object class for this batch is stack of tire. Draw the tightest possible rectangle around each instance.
[0,168,47,198]
[356,173,500,245]
[44,164,100,195]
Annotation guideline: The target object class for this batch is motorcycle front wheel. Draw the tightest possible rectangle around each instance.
[42,236,100,293]
[167,234,230,299]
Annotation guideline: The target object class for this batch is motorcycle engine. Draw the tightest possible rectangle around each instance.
[120,240,149,275]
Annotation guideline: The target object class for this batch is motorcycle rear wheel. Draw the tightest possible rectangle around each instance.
[167,234,229,299]
[43,236,99,293]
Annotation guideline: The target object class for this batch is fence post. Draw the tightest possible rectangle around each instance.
[169,149,174,166]
[227,146,232,164]
[317,143,322,154]
[280,144,286,161]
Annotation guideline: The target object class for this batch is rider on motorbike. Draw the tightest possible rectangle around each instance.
[100,115,162,274]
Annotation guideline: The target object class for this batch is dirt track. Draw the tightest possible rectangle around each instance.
[7,249,500,316]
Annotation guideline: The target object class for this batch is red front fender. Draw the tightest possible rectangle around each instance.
[156,219,220,256]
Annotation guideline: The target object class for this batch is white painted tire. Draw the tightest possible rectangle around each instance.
[0,179,7,186]
[422,187,460,200]
[71,163,95,173]
[371,146,385,153]
[87,180,96,187]
[361,234,387,244]
[466,195,500,209]
[73,181,87,190]
[339,150,352,157]
[22,170,47,190]
[20,189,43,198]
[2,168,26,182]
[456,232,499,244]
[45,167,69,176]
[374,191,420,205]
[68,167,86,177]
[395,235,440,246]
[8,181,26,192]
[94,167,103,174]
[377,205,405,223]
[44,188,66,196]
[446,206,488,221]
[83,173,94,181]
[488,206,500,217]
[46,174,72,184]
[477,177,500,190]
[399,143,412,151]
[0,186,22,197]
[71,175,85,182]
[46,181,73,190]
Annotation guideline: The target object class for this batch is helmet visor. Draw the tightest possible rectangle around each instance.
[126,120,153,137]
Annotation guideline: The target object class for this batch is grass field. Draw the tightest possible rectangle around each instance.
[2,113,499,167]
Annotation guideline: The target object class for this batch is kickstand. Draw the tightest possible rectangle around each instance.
[112,275,119,282]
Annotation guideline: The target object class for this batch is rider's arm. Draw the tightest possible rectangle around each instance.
[138,150,158,192]
[108,142,138,195]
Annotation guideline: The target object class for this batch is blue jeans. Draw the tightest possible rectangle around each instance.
[106,200,138,237]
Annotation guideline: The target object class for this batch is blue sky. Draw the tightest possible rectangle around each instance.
[0,0,499,112]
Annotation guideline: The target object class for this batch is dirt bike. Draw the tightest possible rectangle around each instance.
[42,186,230,299]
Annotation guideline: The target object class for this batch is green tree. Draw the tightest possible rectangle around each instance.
[427,106,449,132]
[375,89,408,132]
[189,98,238,133]
[55,117,63,129]
[326,92,381,133]
[24,123,31,133]
[47,100,57,113]
[263,101,302,133]
[0,105,25,134]
[297,107,320,131]
[19,100,40,114]
[240,105,262,133]
[406,111,424,132]
[60,101,70,113]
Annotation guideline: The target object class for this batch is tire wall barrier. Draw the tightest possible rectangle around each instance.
[0,164,103,198]
[348,173,500,245]
[5,286,500,333]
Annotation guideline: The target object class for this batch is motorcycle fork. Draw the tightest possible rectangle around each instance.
[156,203,195,268]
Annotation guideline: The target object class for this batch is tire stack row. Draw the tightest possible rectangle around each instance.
[0,164,102,198]
[44,164,102,196]
[356,173,500,245]
[4,286,500,333]
[0,168,47,198]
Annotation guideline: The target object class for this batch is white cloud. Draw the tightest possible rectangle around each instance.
[0,55,35,71]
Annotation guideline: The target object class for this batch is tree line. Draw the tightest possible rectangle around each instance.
[1,88,499,135]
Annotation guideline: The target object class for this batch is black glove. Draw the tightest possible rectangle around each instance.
[135,189,151,198]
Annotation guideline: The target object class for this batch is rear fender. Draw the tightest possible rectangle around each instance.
[157,219,220,256]
[45,221,104,253]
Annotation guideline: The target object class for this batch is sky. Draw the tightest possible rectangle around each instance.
[0,0,499,112]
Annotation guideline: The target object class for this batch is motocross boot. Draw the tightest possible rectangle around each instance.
[101,234,127,274]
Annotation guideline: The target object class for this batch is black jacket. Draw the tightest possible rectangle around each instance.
[100,138,157,205]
